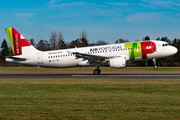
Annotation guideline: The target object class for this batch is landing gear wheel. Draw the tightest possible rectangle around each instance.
[99,69,101,74]
[154,65,158,69]
[93,69,101,75]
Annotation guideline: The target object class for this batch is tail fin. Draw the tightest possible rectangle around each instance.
[5,28,38,56]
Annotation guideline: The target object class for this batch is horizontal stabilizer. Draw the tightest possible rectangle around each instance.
[5,56,27,61]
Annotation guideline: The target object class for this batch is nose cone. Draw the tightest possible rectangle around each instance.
[172,46,178,54]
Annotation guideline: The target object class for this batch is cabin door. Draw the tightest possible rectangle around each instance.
[38,53,43,64]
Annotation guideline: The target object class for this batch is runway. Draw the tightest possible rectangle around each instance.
[1,74,180,79]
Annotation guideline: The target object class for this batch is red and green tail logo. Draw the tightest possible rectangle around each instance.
[5,28,31,56]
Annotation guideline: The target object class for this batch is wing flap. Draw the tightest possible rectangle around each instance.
[70,51,114,64]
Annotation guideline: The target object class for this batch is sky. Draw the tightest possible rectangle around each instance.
[1,0,180,45]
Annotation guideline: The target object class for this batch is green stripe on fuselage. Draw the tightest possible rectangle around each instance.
[125,42,142,60]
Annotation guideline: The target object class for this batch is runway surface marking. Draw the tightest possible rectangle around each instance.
[73,75,180,77]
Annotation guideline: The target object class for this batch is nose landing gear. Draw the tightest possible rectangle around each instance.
[153,58,158,69]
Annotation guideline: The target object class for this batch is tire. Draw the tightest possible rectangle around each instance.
[154,65,158,69]
[99,69,101,74]
[93,69,100,75]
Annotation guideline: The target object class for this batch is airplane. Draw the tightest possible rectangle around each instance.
[5,28,178,75]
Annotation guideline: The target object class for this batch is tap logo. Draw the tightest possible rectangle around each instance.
[125,41,156,60]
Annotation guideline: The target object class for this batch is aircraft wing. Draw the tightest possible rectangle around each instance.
[70,52,115,64]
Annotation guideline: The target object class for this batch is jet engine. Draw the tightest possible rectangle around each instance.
[108,57,126,68]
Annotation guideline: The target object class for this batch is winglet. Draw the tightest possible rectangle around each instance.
[66,50,72,56]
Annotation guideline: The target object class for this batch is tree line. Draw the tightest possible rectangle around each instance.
[0,30,180,67]
[26,31,108,51]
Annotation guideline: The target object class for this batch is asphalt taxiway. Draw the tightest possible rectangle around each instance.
[1,74,180,79]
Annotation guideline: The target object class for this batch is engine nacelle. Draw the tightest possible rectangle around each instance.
[108,57,126,68]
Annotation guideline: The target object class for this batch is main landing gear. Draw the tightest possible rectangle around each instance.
[93,66,101,75]
[153,58,158,69]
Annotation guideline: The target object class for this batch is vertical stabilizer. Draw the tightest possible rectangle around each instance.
[5,28,38,56]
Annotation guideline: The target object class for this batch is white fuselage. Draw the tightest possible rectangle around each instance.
[6,40,177,68]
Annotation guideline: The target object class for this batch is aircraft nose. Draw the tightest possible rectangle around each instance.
[172,46,178,54]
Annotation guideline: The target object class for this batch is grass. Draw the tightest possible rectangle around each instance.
[0,78,179,119]
[1,67,180,74]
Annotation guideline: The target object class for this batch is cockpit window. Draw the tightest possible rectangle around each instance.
[162,44,170,47]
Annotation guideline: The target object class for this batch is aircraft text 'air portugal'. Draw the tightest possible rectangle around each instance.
[5,28,178,75]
